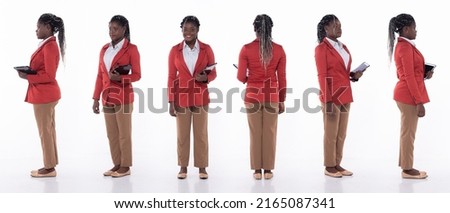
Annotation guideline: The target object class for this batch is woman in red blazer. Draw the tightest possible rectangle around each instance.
[237,14,286,180]
[17,13,65,178]
[315,14,363,178]
[167,16,216,179]
[388,13,432,179]
[92,15,141,178]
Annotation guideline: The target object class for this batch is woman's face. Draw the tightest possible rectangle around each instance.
[325,19,342,40]
[182,22,198,44]
[35,22,51,39]
[109,21,126,43]
[402,22,417,40]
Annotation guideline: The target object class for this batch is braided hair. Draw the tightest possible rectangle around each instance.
[253,14,273,69]
[388,13,415,61]
[38,13,65,60]
[180,15,200,29]
[317,14,338,43]
[110,15,131,42]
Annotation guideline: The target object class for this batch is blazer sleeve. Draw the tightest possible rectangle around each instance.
[398,44,423,104]
[277,47,287,102]
[206,47,217,83]
[315,44,332,103]
[92,51,104,100]
[27,44,59,84]
[167,47,177,103]
[237,46,248,83]
[121,45,141,83]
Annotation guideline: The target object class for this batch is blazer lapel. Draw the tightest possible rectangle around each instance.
[324,39,347,69]
[30,36,55,64]
[109,39,129,71]
[177,41,193,77]
[193,42,206,76]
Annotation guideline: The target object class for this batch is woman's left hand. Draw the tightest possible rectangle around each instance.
[353,71,363,80]
[278,102,285,114]
[109,71,122,82]
[195,71,208,83]
[425,71,434,79]
[18,71,28,79]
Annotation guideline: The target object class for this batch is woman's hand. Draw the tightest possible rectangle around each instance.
[425,71,434,79]
[417,103,425,117]
[325,102,336,117]
[278,102,285,114]
[109,71,122,82]
[92,100,100,114]
[18,71,28,79]
[169,102,177,117]
[195,71,208,83]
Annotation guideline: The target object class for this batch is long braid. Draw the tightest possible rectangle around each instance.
[388,13,415,61]
[317,14,338,43]
[38,13,66,61]
[253,14,273,69]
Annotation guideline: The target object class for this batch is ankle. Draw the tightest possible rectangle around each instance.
[264,170,272,174]
[254,169,262,174]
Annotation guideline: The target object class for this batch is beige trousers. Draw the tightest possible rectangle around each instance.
[246,102,279,170]
[103,104,133,167]
[322,103,350,167]
[176,106,209,168]
[33,101,59,168]
[396,102,419,170]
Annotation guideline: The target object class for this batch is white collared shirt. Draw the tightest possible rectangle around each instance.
[326,37,350,69]
[103,39,125,72]
[399,36,416,46]
[183,40,199,75]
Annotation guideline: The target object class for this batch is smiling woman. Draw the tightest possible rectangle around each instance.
[167,15,217,180]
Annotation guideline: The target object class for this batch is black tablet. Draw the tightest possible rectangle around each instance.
[114,65,132,75]
[14,66,37,75]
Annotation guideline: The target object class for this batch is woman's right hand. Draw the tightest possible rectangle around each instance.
[325,102,336,117]
[169,102,177,117]
[417,103,425,117]
[93,100,100,114]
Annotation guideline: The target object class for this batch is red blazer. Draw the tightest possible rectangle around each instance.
[93,39,141,105]
[167,40,217,107]
[393,37,429,105]
[237,39,287,103]
[25,36,61,104]
[315,38,353,105]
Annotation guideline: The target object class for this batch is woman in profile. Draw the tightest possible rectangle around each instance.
[237,14,286,180]
[17,13,65,178]
[388,13,432,179]
[92,15,141,178]
[315,14,363,178]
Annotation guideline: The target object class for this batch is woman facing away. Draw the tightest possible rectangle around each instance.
[315,14,363,178]
[237,14,286,180]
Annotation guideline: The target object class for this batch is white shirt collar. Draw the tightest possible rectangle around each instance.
[400,36,416,46]
[326,37,344,49]
[109,38,125,49]
[183,40,199,50]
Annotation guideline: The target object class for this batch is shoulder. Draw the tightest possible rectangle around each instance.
[272,41,283,48]
[198,40,212,50]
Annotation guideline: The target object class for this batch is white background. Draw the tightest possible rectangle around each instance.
[0,0,449,209]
